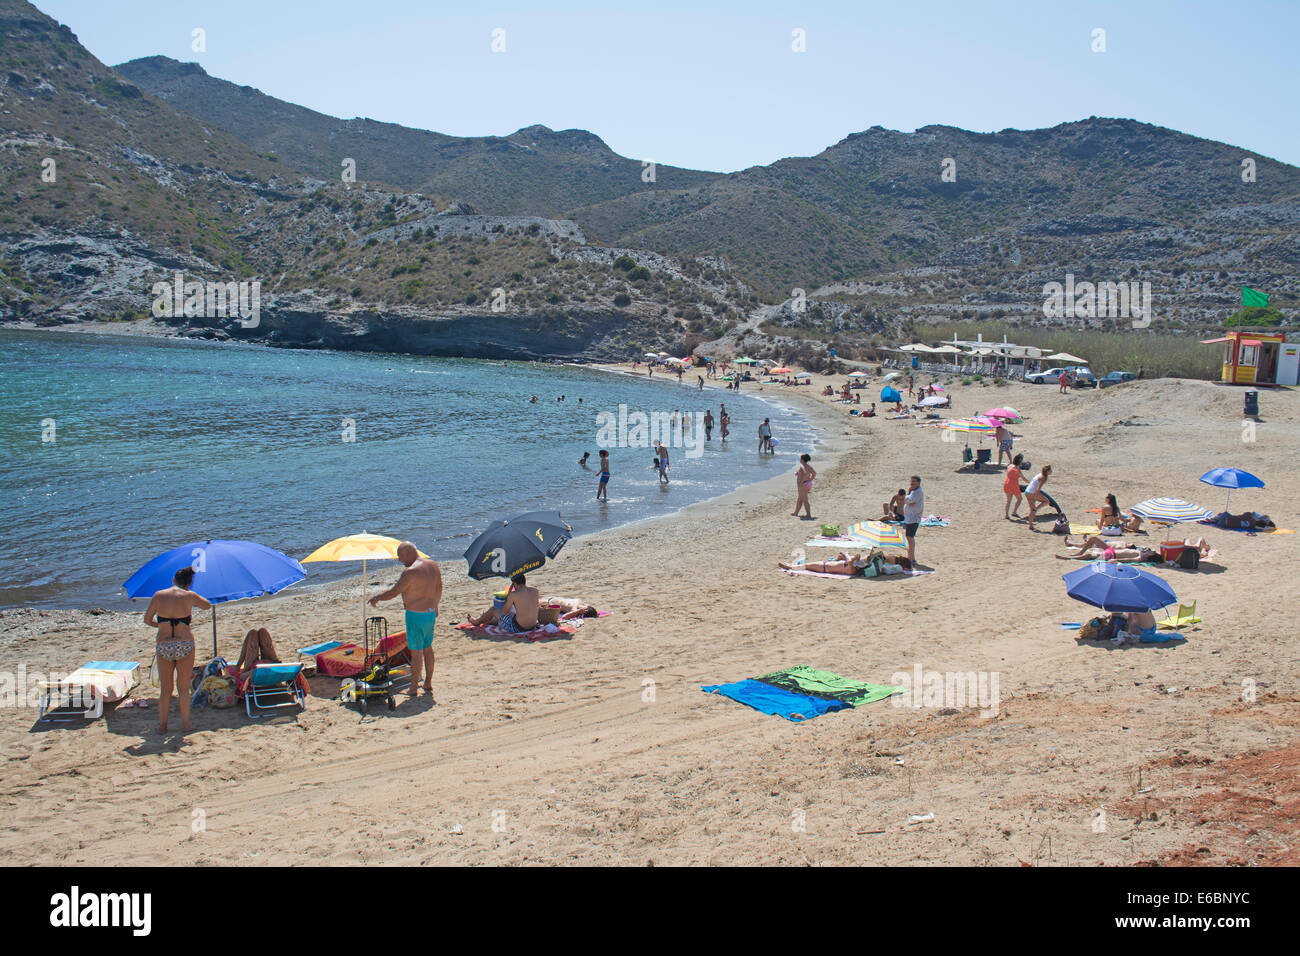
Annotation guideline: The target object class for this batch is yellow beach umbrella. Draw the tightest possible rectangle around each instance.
[302,533,429,632]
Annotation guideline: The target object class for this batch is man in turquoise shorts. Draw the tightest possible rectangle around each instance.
[370,541,442,699]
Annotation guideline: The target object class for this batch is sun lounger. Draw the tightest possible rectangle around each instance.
[245,662,306,718]
[37,661,140,722]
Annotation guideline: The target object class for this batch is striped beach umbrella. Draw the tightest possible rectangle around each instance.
[846,521,908,548]
[940,418,996,433]
[1129,497,1216,524]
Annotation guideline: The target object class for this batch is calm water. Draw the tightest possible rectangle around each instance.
[0,330,816,608]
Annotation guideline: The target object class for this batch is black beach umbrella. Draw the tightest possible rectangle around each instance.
[463,511,573,580]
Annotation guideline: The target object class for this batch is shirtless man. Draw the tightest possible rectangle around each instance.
[496,573,540,633]
[780,552,869,575]
[370,542,441,697]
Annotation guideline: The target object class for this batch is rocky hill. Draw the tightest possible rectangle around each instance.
[3,0,1297,362]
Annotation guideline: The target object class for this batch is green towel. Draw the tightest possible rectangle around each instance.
[755,665,901,707]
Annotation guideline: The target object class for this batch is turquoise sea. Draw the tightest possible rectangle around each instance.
[0,329,816,608]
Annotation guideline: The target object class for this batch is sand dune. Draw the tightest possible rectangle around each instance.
[1,372,1296,866]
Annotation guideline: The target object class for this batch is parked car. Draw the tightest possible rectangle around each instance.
[1026,367,1072,384]
[1099,370,1137,388]
[1068,366,1096,387]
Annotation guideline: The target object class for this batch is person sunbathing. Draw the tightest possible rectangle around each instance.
[1057,543,1161,562]
[1098,494,1144,533]
[881,489,906,521]
[234,627,282,679]
[779,552,912,575]
[1067,535,1211,556]
[542,596,601,620]
[780,552,869,575]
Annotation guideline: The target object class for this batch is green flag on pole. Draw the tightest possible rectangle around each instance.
[1242,286,1269,308]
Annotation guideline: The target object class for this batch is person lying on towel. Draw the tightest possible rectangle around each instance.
[1056,542,1162,562]
[465,573,540,632]
[542,596,601,620]
[779,552,913,575]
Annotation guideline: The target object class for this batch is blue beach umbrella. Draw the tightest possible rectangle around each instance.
[1062,562,1177,613]
[1199,468,1265,512]
[881,385,902,403]
[123,539,306,654]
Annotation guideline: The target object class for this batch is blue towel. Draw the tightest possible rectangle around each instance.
[702,679,849,722]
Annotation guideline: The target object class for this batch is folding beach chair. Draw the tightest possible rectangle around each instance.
[245,662,306,718]
[1158,600,1201,630]
[38,661,140,722]
[296,639,344,675]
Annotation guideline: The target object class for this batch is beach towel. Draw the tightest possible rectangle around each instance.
[755,666,901,707]
[454,621,579,642]
[701,679,848,722]
[316,632,410,677]
[1198,520,1293,535]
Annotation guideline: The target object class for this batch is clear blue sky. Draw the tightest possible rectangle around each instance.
[34,0,1299,172]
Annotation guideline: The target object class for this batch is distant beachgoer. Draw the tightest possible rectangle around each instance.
[865,402,876,417]
[780,552,868,575]
[720,411,730,440]
[655,440,670,474]
[530,395,538,403]
[369,541,442,697]
[704,410,714,441]
[903,475,923,565]
[698,375,704,389]
[578,452,591,467]
[995,424,1014,466]
[758,417,772,454]
[792,454,815,518]
[882,489,906,522]
[1025,465,1052,531]
[145,565,210,733]
[1004,457,1024,519]
[1058,372,1068,394]
[652,456,669,483]
[597,450,610,501]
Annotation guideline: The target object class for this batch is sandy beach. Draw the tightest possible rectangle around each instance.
[1,369,1296,866]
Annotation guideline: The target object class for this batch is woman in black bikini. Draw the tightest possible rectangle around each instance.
[144,566,210,733]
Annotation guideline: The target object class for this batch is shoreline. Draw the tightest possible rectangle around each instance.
[0,349,838,617]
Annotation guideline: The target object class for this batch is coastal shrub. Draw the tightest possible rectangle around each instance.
[613,255,636,272]
[613,292,632,307]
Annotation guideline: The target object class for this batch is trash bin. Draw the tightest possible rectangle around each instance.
[1244,391,1259,417]
[911,355,919,369]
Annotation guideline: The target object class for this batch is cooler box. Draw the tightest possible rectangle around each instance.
[1159,542,1186,563]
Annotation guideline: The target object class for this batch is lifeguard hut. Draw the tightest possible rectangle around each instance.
[1200,331,1299,386]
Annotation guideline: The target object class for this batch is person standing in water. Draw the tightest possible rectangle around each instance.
[792,454,815,518]
[370,542,442,698]
[597,450,610,501]
[704,409,714,441]
[578,452,591,467]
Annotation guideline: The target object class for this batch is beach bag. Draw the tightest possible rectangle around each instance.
[962,446,973,463]
[199,674,236,708]
[1051,515,1069,535]
[1078,618,1103,641]
[1177,547,1200,569]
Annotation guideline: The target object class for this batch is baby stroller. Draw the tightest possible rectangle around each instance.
[339,616,410,714]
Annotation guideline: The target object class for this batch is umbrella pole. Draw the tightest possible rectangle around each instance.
[211,604,218,658]
[362,557,367,636]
